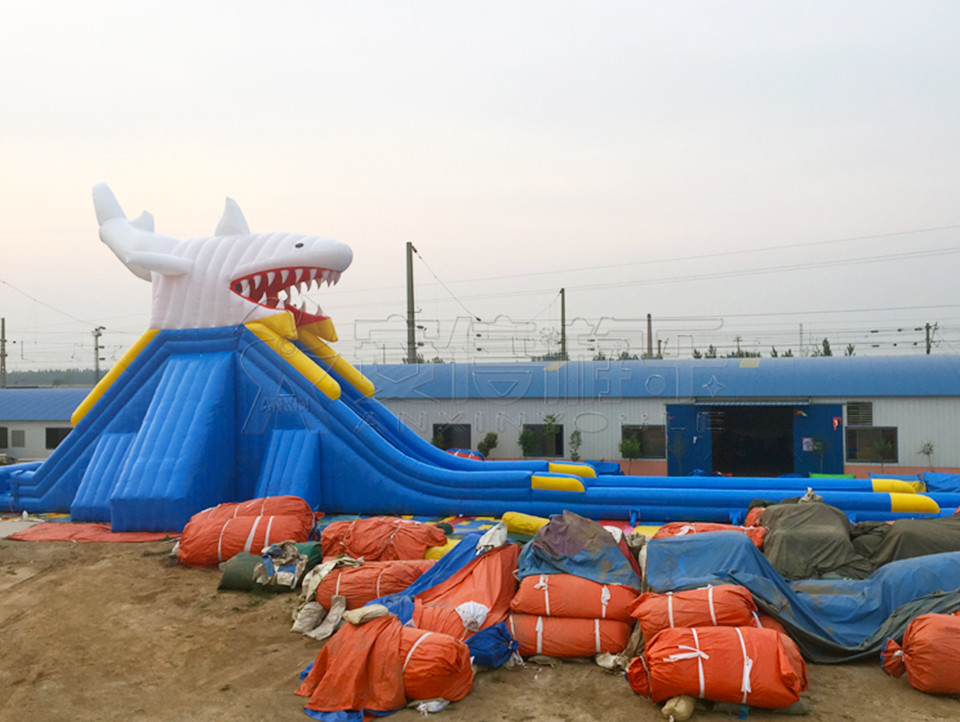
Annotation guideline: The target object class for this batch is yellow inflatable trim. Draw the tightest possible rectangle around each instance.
[425,537,460,559]
[299,317,338,343]
[531,474,585,493]
[71,329,160,426]
[889,493,939,514]
[297,329,376,398]
[246,321,341,400]
[502,511,550,536]
[548,462,597,478]
[871,478,923,494]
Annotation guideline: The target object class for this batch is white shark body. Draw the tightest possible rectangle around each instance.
[93,184,352,330]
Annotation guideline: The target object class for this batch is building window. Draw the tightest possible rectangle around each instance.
[621,425,667,459]
[46,427,73,450]
[845,427,898,463]
[432,423,471,451]
[520,423,564,458]
[0,427,7,449]
[11,430,25,448]
[847,402,873,426]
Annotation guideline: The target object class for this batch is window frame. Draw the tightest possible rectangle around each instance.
[45,427,73,450]
[620,424,667,460]
[845,426,898,464]
[520,423,564,458]
[431,423,472,451]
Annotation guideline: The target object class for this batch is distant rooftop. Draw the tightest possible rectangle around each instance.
[0,388,92,421]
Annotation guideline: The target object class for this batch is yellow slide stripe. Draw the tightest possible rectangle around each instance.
[531,474,585,492]
[548,462,597,478]
[297,328,375,398]
[71,329,160,426]
[246,321,341,400]
[889,493,939,514]
[871,478,924,493]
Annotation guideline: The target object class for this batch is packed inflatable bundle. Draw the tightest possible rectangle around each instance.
[653,522,766,549]
[188,495,314,535]
[626,626,808,709]
[314,559,435,610]
[881,613,960,693]
[413,543,520,640]
[629,585,758,642]
[509,573,638,622]
[321,517,448,561]
[177,514,312,567]
[508,613,633,658]
[399,626,474,702]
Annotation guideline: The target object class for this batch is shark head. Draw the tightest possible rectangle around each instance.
[93,184,352,330]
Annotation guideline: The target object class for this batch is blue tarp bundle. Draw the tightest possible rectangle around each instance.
[516,510,642,587]
[645,531,960,663]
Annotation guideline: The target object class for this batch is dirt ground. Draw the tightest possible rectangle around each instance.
[1,539,959,722]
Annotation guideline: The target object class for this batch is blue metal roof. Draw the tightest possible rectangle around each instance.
[0,388,91,421]
[360,355,960,400]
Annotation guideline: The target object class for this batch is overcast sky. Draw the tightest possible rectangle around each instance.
[2,1,959,369]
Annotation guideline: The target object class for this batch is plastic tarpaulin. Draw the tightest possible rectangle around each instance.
[321,517,447,561]
[515,510,642,587]
[510,574,638,621]
[881,612,960,693]
[6,522,177,543]
[645,531,960,663]
[629,585,758,643]
[314,560,435,610]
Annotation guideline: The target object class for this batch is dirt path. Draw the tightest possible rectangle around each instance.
[1,539,958,721]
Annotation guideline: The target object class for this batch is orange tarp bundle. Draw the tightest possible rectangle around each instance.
[627,626,808,709]
[189,495,314,535]
[321,517,447,561]
[508,613,633,658]
[412,543,520,640]
[296,615,406,717]
[509,574,638,622]
[314,559,435,610]
[882,613,960,693]
[399,626,474,702]
[177,514,311,567]
[629,585,758,642]
[653,522,766,549]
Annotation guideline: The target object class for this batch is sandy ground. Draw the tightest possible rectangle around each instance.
[1,538,959,722]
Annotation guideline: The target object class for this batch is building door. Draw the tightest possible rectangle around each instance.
[710,405,794,477]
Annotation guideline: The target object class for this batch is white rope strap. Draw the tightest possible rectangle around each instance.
[534,575,551,615]
[707,585,717,626]
[403,632,433,673]
[243,516,262,554]
[752,611,761,627]
[594,619,601,654]
[376,568,386,598]
[600,585,611,619]
[217,519,231,563]
[664,628,709,698]
[667,592,675,628]
[535,616,544,655]
[262,515,275,550]
[334,570,342,596]
[735,627,754,704]
[509,614,516,640]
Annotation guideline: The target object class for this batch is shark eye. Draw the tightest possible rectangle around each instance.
[295,242,304,248]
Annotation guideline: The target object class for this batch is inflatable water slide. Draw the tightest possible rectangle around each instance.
[0,187,947,530]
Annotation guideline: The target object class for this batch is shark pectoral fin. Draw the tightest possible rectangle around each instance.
[247,322,341,400]
[124,251,193,276]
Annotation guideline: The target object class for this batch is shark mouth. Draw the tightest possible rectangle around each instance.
[230,266,342,326]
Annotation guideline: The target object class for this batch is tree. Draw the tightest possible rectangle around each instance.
[812,338,832,357]
[619,434,642,459]
[477,432,498,458]
[568,430,583,461]
[617,351,640,361]
[919,441,935,471]
[592,351,608,361]
[692,345,718,359]
[844,344,856,356]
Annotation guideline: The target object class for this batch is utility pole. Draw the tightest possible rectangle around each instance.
[92,326,105,381]
[559,288,566,360]
[406,242,417,364]
[646,314,653,359]
[926,322,937,355]
[1,317,6,388]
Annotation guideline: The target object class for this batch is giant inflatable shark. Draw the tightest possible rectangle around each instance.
[93,183,353,331]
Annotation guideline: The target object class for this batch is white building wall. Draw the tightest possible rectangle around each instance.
[380,397,670,459]
[842,397,960,469]
[0,420,72,463]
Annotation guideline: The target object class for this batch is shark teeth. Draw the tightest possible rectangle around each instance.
[230,265,342,321]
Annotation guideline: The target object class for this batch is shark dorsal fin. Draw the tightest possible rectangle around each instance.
[130,211,155,232]
[215,198,250,236]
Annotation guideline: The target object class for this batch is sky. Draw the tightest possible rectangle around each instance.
[2,0,960,371]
